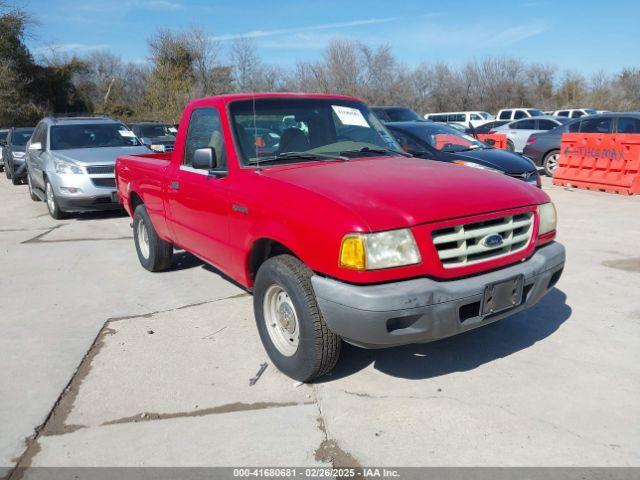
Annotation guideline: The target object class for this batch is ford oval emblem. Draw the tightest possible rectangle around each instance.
[482,233,504,248]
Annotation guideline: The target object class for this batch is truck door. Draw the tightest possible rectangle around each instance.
[166,107,233,269]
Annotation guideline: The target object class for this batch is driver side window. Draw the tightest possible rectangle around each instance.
[184,108,226,168]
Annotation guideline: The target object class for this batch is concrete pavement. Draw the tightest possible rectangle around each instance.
[1,177,639,477]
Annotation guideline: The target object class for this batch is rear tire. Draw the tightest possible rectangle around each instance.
[543,150,560,177]
[11,173,21,185]
[45,179,66,220]
[133,204,173,272]
[254,254,341,382]
[506,140,515,152]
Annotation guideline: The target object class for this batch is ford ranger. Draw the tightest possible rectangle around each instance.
[116,93,565,382]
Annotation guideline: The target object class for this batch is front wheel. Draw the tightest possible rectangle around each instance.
[254,254,341,382]
[132,204,173,272]
[27,173,39,201]
[543,150,560,177]
[45,179,66,219]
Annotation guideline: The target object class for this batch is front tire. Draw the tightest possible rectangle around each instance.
[45,179,66,219]
[543,150,560,177]
[254,254,341,382]
[132,204,173,272]
[27,172,39,201]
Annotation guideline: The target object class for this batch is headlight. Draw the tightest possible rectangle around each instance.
[452,160,503,173]
[538,202,557,235]
[340,228,421,270]
[150,144,166,152]
[54,158,84,175]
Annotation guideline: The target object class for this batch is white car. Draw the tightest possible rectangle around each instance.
[490,116,569,153]
[496,108,545,121]
[424,111,494,128]
[553,108,598,119]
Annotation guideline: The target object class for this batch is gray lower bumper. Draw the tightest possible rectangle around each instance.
[311,242,566,348]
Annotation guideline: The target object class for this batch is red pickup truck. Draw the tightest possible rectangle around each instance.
[116,93,565,381]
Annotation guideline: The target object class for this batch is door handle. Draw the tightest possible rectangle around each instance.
[169,181,180,191]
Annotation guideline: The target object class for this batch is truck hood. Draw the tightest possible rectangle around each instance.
[264,156,548,231]
[52,146,150,166]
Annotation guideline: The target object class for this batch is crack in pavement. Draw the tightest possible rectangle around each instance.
[312,385,363,476]
[102,401,311,426]
[5,291,252,480]
[20,224,65,244]
[107,292,250,322]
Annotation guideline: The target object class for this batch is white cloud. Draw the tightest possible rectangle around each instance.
[486,21,548,45]
[209,17,398,42]
[33,43,109,55]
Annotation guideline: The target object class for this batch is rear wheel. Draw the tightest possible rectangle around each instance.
[11,172,21,185]
[254,254,341,382]
[132,204,173,272]
[45,179,66,219]
[543,150,560,177]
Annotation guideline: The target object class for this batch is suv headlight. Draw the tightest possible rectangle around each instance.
[54,158,83,175]
[340,228,421,270]
[538,202,557,235]
[452,160,503,173]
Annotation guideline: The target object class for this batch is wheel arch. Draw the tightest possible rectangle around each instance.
[247,238,300,288]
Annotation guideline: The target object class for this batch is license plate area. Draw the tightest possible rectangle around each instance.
[482,275,524,316]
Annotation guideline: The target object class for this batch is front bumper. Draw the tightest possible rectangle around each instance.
[311,242,565,348]
[48,171,119,212]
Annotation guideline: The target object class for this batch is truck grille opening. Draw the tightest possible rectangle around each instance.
[431,212,534,268]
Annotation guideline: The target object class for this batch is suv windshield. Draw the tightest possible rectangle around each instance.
[12,129,35,146]
[527,109,544,117]
[411,124,486,153]
[50,124,143,150]
[230,98,402,165]
[138,124,175,138]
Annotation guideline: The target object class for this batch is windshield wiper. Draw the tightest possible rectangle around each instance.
[339,147,411,157]
[248,152,348,165]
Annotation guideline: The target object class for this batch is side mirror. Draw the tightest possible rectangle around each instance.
[28,142,43,152]
[192,147,217,170]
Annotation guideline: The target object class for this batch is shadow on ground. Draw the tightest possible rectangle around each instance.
[320,288,571,382]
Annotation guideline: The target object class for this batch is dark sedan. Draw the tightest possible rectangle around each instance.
[371,106,426,123]
[2,127,35,185]
[386,121,540,187]
[523,112,640,176]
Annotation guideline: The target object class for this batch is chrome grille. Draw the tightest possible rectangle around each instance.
[432,212,534,268]
[86,165,115,174]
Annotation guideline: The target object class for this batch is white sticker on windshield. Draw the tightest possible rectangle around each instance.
[119,130,136,137]
[332,105,369,127]
[168,127,178,133]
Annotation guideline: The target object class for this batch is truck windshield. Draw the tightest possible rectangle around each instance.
[50,124,143,150]
[229,98,403,165]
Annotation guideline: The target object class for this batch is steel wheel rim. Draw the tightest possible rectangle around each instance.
[46,182,55,213]
[263,284,300,357]
[547,154,559,172]
[137,220,150,259]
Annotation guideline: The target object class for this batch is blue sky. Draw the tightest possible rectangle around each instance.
[23,0,640,74]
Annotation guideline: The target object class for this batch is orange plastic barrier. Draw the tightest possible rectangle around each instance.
[552,133,640,195]
[477,133,507,150]
[434,134,470,150]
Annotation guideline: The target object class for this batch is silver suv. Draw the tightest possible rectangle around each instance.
[25,116,149,219]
